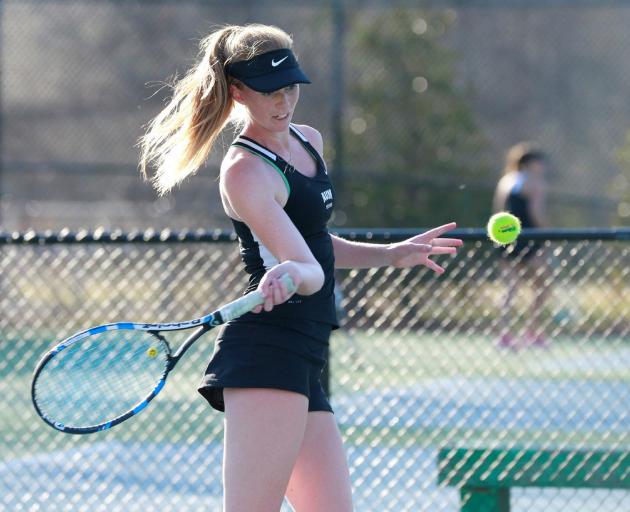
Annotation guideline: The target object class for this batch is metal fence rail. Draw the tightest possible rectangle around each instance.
[0,229,628,511]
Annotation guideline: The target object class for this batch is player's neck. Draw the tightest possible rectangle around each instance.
[242,124,291,152]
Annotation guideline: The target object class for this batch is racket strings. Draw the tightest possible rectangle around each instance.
[33,330,169,428]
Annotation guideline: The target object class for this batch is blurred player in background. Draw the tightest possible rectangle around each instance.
[139,23,462,511]
[493,142,552,349]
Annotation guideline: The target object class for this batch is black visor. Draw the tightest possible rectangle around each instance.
[225,48,311,93]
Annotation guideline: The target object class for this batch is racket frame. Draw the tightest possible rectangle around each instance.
[31,317,216,434]
[31,274,295,434]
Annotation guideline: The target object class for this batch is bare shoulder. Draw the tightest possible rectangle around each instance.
[220,147,283,203]
[221,148,262,190]
[293,123,324,154]
[496,173,515,193]
[493,173,513,211]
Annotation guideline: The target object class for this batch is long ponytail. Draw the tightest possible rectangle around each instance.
[138,24,293,195]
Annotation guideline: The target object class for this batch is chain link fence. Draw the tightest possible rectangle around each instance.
[3,1,630,230]
[0,229,628,511]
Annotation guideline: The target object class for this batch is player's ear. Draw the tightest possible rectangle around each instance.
[230,82,245,104]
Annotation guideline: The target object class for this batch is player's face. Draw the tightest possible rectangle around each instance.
[232,83,300,131]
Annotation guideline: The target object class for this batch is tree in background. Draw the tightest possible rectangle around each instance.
[614,131,630,225]
[336,8,491,228]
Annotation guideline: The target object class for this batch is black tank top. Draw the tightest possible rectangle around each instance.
[504,172,537,228]
[228,125,338,338]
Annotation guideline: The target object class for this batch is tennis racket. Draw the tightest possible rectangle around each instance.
[31,274,295,435]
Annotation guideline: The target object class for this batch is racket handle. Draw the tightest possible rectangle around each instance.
[218,273,297,322]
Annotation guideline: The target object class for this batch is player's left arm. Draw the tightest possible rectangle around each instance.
[295,124,463,273]
[330,227,462,274]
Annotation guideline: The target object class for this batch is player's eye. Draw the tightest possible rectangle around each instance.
[261,85,297,97]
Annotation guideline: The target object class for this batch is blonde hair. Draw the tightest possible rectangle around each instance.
[138,24,293,195]
[503,141,545,175]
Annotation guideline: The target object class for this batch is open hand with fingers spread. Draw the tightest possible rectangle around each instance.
[386,222,463,274]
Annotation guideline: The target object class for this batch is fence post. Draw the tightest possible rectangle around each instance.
[0,0,4,227]
[330,0,345,207]
[324,0,347,400]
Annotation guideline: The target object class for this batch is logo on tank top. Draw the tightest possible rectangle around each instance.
[321,189,333,209]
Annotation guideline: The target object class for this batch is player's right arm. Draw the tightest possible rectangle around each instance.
[492,176,509,213]
[220,150,325,310]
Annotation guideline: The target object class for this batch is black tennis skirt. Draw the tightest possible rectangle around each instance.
[198,320,333,413]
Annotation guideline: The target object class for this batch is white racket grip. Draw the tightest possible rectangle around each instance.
[218,273,297,323]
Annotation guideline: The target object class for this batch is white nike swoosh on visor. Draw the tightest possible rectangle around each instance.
[271,56,288,67]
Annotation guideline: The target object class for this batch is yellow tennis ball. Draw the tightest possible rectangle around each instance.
[147,347,158,358]
[487,212,521,245]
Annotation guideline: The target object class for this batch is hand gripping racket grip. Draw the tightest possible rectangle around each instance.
[217,273,296,323]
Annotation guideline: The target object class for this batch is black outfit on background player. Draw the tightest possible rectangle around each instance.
[501,172,541,260]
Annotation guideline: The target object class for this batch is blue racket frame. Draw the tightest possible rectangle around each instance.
[31,274,295,434]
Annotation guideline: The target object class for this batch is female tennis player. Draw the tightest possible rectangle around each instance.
[139,23,462,512]
[492,142,552,349]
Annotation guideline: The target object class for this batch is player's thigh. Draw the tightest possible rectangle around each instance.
[286,411,353,512]
[223,388,309,510]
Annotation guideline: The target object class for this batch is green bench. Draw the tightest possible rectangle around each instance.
[438,447,630,512]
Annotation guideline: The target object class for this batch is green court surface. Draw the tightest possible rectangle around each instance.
[331,331,630,391]
[2,329,627,458]
[1,328,628,511]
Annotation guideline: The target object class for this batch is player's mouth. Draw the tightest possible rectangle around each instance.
[273,113,290,121]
